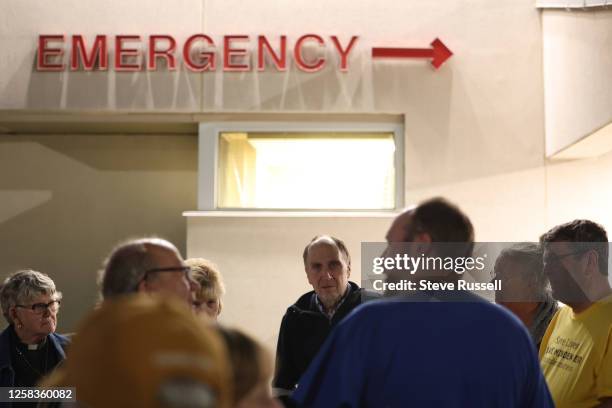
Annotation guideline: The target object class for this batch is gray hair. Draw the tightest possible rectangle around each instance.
[99,237,180,300]
[0,270,62,324]
[494,243,550,300]
[302,235,351,269]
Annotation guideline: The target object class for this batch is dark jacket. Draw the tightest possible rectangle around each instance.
[0,325,70,407]
[273,281,371,397]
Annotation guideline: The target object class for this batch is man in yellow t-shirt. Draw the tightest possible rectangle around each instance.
[539,219,612,408]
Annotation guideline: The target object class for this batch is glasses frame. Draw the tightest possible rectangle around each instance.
[544,248,590,266]
[141,266,193,283]
[15,300,61,314]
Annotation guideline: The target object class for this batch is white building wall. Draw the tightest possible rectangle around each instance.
[1,0,546,191]
[542,8,612,156]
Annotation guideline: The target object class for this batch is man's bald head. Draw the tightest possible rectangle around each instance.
[302,235,351,269]
[100,238,183,300]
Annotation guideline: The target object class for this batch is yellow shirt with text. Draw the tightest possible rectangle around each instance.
[539,296,612,408]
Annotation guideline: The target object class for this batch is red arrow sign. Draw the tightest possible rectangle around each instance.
[372,38,453,69]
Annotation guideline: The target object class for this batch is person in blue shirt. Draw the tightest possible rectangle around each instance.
[293,197,554,408]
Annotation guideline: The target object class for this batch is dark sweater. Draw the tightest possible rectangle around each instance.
[0,325,69,408]
[273,281,366,395]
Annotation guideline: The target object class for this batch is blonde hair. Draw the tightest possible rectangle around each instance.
[186,258,226,311]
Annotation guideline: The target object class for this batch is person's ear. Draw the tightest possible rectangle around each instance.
[413,233,432,255]
[9,307,17,321]
[137,279,148,293]
[414,232,432,244]
[305,267,316,286]
[585,250,600,278]
[9,307,21,327]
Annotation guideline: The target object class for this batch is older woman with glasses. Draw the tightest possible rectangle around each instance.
[0,270,69,387]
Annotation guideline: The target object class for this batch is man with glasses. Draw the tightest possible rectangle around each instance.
[539,220,612,408]
[100,238,199,307]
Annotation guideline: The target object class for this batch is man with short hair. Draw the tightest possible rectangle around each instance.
[100,237,199,306]
[539,220,612,408]
[273,235,368,402]
[293,197,553,408]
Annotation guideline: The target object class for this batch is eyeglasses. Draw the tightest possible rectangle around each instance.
[544,248,589,263]
[141,266,193,282]
[16,300,61,314]
[544,249,589,267]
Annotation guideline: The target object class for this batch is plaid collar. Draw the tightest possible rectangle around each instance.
[314,283,351,320]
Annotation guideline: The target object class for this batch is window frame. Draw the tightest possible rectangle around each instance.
[198,121,405,211]
[536,0,608,7]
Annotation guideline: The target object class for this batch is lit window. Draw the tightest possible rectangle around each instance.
[198,123,403,210]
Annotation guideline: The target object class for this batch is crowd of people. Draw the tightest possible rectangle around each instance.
[0,196,610,407]
[0,238,278,408]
